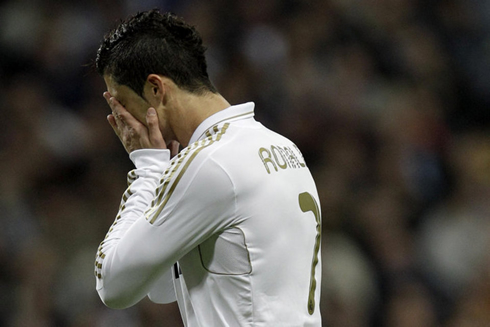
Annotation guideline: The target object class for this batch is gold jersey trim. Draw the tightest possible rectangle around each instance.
[146,123,230,224]
[196,110,253,141]
[95,174,135,278]
[96,122,231,278]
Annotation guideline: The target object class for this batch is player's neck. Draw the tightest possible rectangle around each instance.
[171,91,230,147]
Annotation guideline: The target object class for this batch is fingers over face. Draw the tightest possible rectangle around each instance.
[107,114,118,133]
[104,92,122,126]
[146,108,166,148]
[169,140,180,157]
[103,93,141,129]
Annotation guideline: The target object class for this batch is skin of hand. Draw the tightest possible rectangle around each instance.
[103,92,179,156]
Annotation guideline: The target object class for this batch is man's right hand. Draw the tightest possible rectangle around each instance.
[104,92,169,154]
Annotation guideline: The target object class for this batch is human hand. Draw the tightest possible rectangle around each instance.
[167,140,180,158]
[104,92,167,154]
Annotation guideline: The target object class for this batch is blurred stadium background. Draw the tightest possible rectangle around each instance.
[1,0,490,326]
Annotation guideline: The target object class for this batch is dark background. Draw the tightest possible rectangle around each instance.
[1,0,489,326]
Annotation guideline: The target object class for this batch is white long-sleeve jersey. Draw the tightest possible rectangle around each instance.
[95,102,322,326]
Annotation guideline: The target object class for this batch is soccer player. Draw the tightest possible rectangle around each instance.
[94,9,322,326]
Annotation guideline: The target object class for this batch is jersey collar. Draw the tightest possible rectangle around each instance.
[189,102,255,144]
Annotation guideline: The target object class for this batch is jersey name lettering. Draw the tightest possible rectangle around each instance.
[258,144,306,174]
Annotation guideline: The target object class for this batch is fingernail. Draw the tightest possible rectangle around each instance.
[147,108,156,116]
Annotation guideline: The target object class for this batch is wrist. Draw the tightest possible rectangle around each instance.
[129,149,170,171]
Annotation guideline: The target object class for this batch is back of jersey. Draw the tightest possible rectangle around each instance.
[216,117,322,326]
[173,107,322,326]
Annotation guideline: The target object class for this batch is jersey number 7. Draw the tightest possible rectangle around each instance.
[298,192,322,315]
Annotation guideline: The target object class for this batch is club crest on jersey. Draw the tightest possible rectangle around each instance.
[258,144,306,174]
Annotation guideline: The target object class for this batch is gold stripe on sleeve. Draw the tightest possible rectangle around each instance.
[152,144,195,207]
[146,123,230,224]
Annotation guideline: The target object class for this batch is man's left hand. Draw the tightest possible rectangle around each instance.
[104,92,167,153]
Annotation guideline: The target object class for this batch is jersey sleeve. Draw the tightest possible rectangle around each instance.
[146,267,175,304]
[95,149,176,306]
[95,151,236,309]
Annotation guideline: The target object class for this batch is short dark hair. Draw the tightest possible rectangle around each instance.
[95,9,217,97]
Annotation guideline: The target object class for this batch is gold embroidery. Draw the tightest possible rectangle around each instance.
[147,124,230,224]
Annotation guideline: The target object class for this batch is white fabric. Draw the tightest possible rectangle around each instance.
[95,102,322,326]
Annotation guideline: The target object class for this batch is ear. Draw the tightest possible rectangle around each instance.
[143,74,166,106]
